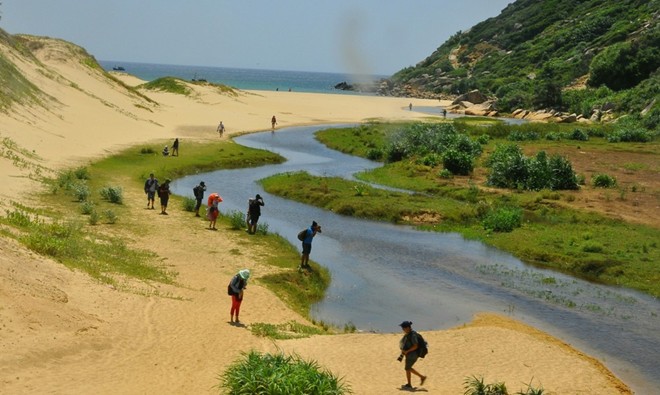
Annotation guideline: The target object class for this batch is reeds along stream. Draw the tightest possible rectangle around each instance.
[171,125,660,393]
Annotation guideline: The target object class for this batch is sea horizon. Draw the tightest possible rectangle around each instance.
[99,60,388,95]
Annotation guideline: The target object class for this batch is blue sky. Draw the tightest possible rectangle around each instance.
[2,1,512,75]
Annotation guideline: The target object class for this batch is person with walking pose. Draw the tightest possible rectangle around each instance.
[398,321,427,390]
[144,173,158,210]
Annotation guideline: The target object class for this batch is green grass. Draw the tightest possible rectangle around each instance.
[217,351,352,395]
[140,77,192,95]
[250,320,330,340]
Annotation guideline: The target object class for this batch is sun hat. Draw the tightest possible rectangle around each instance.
[239,269,250,280]
[399,321,413,328]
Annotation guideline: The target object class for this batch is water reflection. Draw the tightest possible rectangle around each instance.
[171,125,659,392]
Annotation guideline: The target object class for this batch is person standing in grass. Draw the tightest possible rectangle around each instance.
[193,181,206,217]
[171,138,179,156]
[246,194,264,234]
[398,320,427,390]
[144,173,158,210]
[228,269,250,324]
[300,221,321,270]
[158,179,171,215]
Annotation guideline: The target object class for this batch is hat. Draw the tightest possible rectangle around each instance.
[200,181,205,186]
[312,221,318,227]
[399,321,413,328]
[239,269,250,280]
[255,194,261,199]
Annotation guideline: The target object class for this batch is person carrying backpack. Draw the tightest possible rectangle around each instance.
[193,181,206,217]
[246,194,264,234]
[398,320,427,390]
[228,269,250,324]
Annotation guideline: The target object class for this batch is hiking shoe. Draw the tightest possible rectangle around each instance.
[402,383,413,390]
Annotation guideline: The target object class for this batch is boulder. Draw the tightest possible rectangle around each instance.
[452,90,488,105]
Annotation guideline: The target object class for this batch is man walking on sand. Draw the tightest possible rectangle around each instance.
[144,173,158,210]
[398,321,427,390]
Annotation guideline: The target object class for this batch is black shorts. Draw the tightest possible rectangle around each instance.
[302,242,312,255]
[404,352,419,370]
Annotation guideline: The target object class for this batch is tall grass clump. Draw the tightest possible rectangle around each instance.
[181,196,196,212]
[592,173,617,188]
[482,206,522,233]
[228,209,247,230]
[100,186,123,204]
[464,375,545,395]
[217,351,351,395]
[72,181,91,202]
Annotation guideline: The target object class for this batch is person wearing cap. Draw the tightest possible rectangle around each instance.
[144,173,158,210]
[157,179,171,215]
[193,181,206,217]
[300,221,321,270]
[246,194,265,234]
[398,320,427,389]
[228,269,250,324]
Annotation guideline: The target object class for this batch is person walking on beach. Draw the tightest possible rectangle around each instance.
[171,138,179,156]
[246,194,264,234]
[271,115,277,130]
[206,192,222,230]
[157,179,171,215]
[144,173,158,210]
[442,108,447,118]
[409,102,413,111]
[228,269,250,324]
[193,181,206,217]
[217,121,225,137]
[398,321,427,390]
[300,221,321,270]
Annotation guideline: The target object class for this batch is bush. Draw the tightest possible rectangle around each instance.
[366,148,383,160]
[72,181,90,202]
[88,210,100,225]
[228,209,247,230]
[80,201,95,215]
[568,128,589,141]
[218,351,351,395]
[487,144,528,189]
[607,128,655,143]
[443,148,474,175]
[104,209,118,224]
[182,196,197,212]
[482,206,522,233]
[592,174,617,188]
[256,222,269,235]
[100,186,123,204]
[74,166,90,180]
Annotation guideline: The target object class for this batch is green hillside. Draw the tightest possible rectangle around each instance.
[392,0,659,129]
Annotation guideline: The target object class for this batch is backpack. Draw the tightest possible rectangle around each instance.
[193,186,201,199]
[414,331,428,358]
[297,229,307,241]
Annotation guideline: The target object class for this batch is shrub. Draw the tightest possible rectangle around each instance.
[438,168,453,178]
[104,209,118,224]
[482,206,522,233]
[592,174,617,188]
[72,181,90,202]
[477,134,490,145]
[100,186,123,204]
[366,148,383,160]
[607,128,655,143]
[256,222,269,235]
[88,210,100,225]
[442,148,474,175]
[228,209,246,230]
[487,144,528,189]
[80,201,95,215]
[568,128,589,141]
[182,196,197,212]
[74,166,90,180]
[218,351,351,395]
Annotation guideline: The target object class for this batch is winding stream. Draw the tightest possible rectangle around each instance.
[171,125,659,392]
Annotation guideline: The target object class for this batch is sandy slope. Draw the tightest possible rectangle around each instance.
[0,37,631,394]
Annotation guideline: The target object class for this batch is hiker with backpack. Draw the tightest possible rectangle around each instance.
[227,269,250,324]
[193,181,206,217]
[246,194,264,234]
[398,320,427,390]
[299,221,321,270]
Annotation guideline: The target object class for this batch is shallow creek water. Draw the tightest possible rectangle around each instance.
[172,125,659,392]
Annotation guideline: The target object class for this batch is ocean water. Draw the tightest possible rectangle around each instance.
[99,60,386,94]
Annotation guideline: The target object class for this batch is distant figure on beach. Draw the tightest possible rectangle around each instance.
[271,115,277,130]
[288,88,291,92]
[171,138,179,156]
[206,192,222,230]
[398,321,427,390]
[144,173,158,210]
[409,103,413,111]
[193,181,206,217]
[228,269,250,324]
[162,146,169,156]
[158,179,171,215]
[442,108,447,118]
[246,194,264,234]
[217,121,225,137]
[299,221,321,270]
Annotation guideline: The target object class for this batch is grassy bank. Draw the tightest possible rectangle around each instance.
[262,122,659,297]
[0,139,332,317]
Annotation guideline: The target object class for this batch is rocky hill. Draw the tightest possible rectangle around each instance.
[388,0,659,128]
